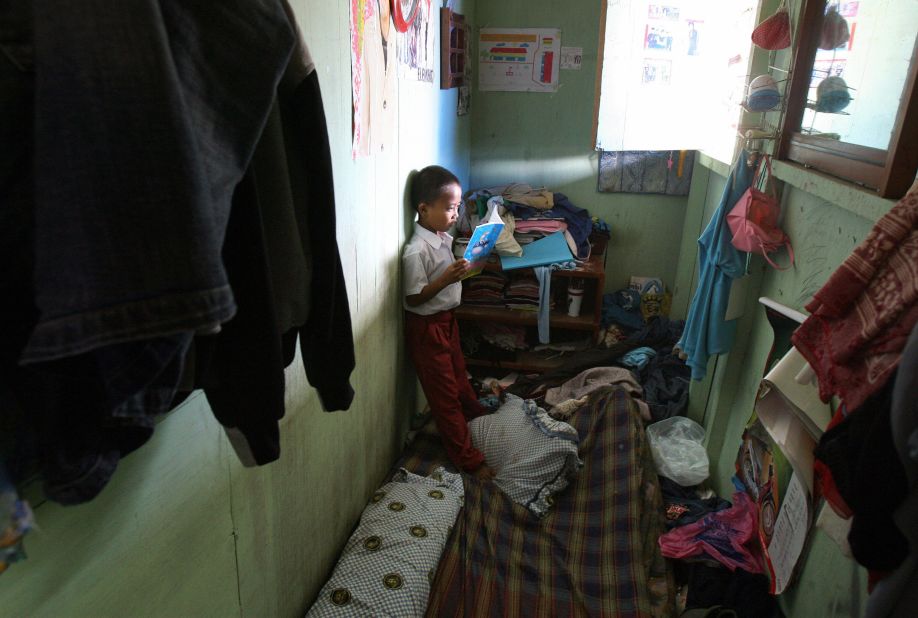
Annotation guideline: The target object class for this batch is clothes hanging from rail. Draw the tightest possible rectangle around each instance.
[864,323,918,616]
[0,0,355,503]
[791,180,918,601]
[792,179,918,411]
[193,12,356,465]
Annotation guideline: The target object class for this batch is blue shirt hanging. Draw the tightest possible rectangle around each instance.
[675,151,753,380]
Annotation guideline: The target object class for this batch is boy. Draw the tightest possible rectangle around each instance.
[403,166,495,481]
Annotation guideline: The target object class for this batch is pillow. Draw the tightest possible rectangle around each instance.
[306,467,463,617]
[469,394,582,517]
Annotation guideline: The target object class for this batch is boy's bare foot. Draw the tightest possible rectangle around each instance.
[472,464,495,482]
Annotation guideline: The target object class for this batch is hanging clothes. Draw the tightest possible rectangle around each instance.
[792,179,918,411]
[675,150,753,380]
[24,0,296,362]
[1,0,295,504]
[193,7,356,466]
[792,179,918,599]
[534,266,552,344]
[0,0,355,501]
[865,324,918,616]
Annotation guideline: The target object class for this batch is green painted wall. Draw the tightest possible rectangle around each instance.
[469,0,688,293]
[0,1,474,615]
[672,156,897,617]
[3,1,901,616]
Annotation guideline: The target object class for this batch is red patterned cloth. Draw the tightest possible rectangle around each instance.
[792,180,918,411]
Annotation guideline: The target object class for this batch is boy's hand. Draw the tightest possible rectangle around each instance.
[439,259,470,286]
[405,259,470,308]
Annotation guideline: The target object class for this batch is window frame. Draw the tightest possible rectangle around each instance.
[776,0,918,199]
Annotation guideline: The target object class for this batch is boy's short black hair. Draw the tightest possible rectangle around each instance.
[410,165,460,212]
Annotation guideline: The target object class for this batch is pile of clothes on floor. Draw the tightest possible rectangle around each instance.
[471,316,691,425]
[462,310,780,616]
[658,474,778,616]
[646,416,779,617]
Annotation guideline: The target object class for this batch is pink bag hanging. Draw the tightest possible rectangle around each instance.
[727,155,795,270]
[819,6,850,50]
[751,0,791,50]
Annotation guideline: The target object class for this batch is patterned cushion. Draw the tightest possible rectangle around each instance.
[469,393,582,517]
[306,468,463,617]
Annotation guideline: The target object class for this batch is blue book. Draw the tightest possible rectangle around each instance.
[461,206,504,279]
[500,231,573,270]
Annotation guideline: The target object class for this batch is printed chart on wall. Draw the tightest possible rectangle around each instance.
[478,28,561,92]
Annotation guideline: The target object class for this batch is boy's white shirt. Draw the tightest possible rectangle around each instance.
[403,223,462,315]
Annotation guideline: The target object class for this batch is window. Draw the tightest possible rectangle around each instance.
[592,0,759,163]
[777,0,918,198]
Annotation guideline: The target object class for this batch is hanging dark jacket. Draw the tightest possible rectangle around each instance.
[196,11,355,466]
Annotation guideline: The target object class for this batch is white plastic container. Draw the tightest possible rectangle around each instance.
[566,283,584,317]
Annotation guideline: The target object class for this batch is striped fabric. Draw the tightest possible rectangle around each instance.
[396,386,674,617]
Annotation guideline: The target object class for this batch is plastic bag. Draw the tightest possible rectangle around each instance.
[647,416,710,486]
[658,491,764,573]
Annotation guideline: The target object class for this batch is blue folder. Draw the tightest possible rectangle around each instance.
[500,231,574,270]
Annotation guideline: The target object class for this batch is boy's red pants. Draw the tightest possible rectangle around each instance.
[405,310,488,472]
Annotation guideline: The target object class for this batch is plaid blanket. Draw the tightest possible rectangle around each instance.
[396,386,674,617]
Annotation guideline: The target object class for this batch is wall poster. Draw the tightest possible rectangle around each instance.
[396,0,435,83]
[478,28,561,92]
[349,0,397,158]
[560,46,583,70]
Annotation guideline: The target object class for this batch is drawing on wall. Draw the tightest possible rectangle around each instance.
[392,0,420,32]
[478,28,561,92]
[648,4,680,20]
[642,59,671,84]
[349,0,370,157]
[396,0,434,82]
[350,0,397,157]
[687,20,701,55]
[645,25,674,50]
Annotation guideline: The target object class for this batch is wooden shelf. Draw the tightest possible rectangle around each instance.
[458,241,606,374]
[465,351,568,372]
[455,305,597,331]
